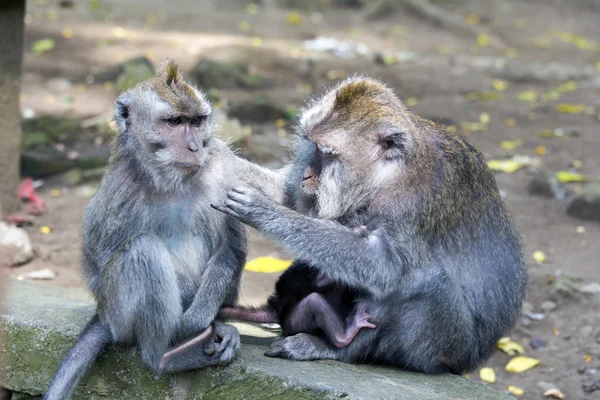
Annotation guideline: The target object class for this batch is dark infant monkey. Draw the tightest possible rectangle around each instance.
[44,61,246,400]
[217,77,527,374]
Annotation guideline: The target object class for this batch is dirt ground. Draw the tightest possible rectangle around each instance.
[4,0,600,398]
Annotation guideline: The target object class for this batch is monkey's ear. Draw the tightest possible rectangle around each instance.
[380,132,406,160]
[115,100,130,132]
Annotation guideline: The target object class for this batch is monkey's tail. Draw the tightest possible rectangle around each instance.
[218,306,279,323]
[43,314,112,400]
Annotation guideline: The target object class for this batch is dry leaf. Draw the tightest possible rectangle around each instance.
[556,170,589,183]
[532,251,547,264]
[505,118,517,127]
[508,386,525,396]
[32,38,55,56]
[535,145,547,156]
[492,79,508,92]
[286,11,303,26]
[556,104,587,114]
[500,139,523,150]
[584,354,592,363]
[517,89,537,103]
[505,356,540,373]
[543,388,565,399]
[40,226,52,235]
[479,367,496,383]
[245,257,292,273]
[477,34,490,47]
[487,159,523,173]
[497,337,525,355]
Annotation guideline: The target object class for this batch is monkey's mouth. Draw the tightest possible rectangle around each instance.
[174,162,201,175]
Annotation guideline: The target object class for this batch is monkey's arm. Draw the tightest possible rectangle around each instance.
[179,219,247,336]
[214,187,401,299]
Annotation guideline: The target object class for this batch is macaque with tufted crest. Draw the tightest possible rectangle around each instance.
[217,77,527,374]
[44,61,246,400]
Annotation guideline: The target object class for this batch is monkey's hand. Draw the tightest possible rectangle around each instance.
[211,186,279,230]
[214,322,240,365]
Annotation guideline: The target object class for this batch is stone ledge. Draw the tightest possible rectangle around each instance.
[1,281,511,399]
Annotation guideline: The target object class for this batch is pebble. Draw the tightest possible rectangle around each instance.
[530,338,547,349]
[540,300,557,312]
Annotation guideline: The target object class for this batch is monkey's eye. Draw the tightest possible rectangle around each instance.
[167,117,182,126]
[190,116,203,127]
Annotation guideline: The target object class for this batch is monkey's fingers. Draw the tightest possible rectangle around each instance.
[211,204,233,214]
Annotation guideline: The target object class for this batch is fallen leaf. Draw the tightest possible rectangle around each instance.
[500,139,524,150]
[552,327,559,336]
[286,10,303,26]
[62,27,74,39]
[479,367,496,383]
[275,119,286,128]
[476,34,490,47]
[492,79,508,92]
[487,159,523,173]
[32,38,55,56]
[245,256,292,273]
[556,104,588,114]
[464,13,481,25]
[543,388,565,399]
[251,36,262,47]
[479,112,491,124]
[406,97,419,107]
[576,226,586,233]
[539,128,566,138]
[40,226,52,235]
[585,354,592,363]
[467,91,500,101]
[517,89,537,103]
[505,118,517,127]
[508,386,525,396]
[497,337,525,355]
[505,356,540,373]
[556,80,578,93]
[532,250,547,264]
[49,189,62,197]
[245,2,259,15]
[535,145,547,156]
[556,170,589,183]
[505,48,518,58]
[238,20,251,32]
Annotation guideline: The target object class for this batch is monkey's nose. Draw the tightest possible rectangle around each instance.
[187,141,199,152]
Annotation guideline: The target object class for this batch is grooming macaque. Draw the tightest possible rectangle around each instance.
[216,77,527,373]
[44,61,245,400]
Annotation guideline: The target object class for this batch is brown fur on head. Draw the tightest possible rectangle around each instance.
[154,60,207,115]
[297,77,503,233]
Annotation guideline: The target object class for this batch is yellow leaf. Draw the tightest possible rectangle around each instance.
[244,257,292,273]
[517,89,537,103]
[500,139,523,150]
[62,28,74,39]
[556,170,589,183]
[40,226,52,235]
[505,47,518,58]
[245,2,259,15]
[572,159,583,168]
[556,103,587,114]
[556,81,578,93]
[584,354,592,363]
[542,91,560,102]
[406,97,419,107]
[487,159,523,173]
[477,34,490,47]
[479,113,490,124]
[497,337,525,355]
[576,226,586,234]
[285,11,303,26]
[238,20,251,32]
[552,327,560,336]
[505,356,540,373]
[505,118,516,127]
[508,386,525,396]
[464,13,481,25]
[535,145,547,156]
[492,79,508,92]
[251,36,263,47]
[479,367,496,383]
[532,250,546,264]
[32,38,55,56]
[49,189,62,197]
[275,119,286,128]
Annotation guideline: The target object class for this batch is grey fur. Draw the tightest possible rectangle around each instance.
[44,65,246,400]
[218,77,527,374]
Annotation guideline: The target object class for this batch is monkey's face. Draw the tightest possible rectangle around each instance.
[297,78,411,218]
[115,75,213,192]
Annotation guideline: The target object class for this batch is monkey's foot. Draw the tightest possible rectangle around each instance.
[265,333,336,361]
[334,305,376,348]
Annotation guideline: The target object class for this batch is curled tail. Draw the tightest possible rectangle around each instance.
[43,315,112,400]
[218,306,279,324]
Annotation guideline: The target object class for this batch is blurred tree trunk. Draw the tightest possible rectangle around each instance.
[0,0,26,218]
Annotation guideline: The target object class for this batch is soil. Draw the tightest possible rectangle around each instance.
[4,0,600,398]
